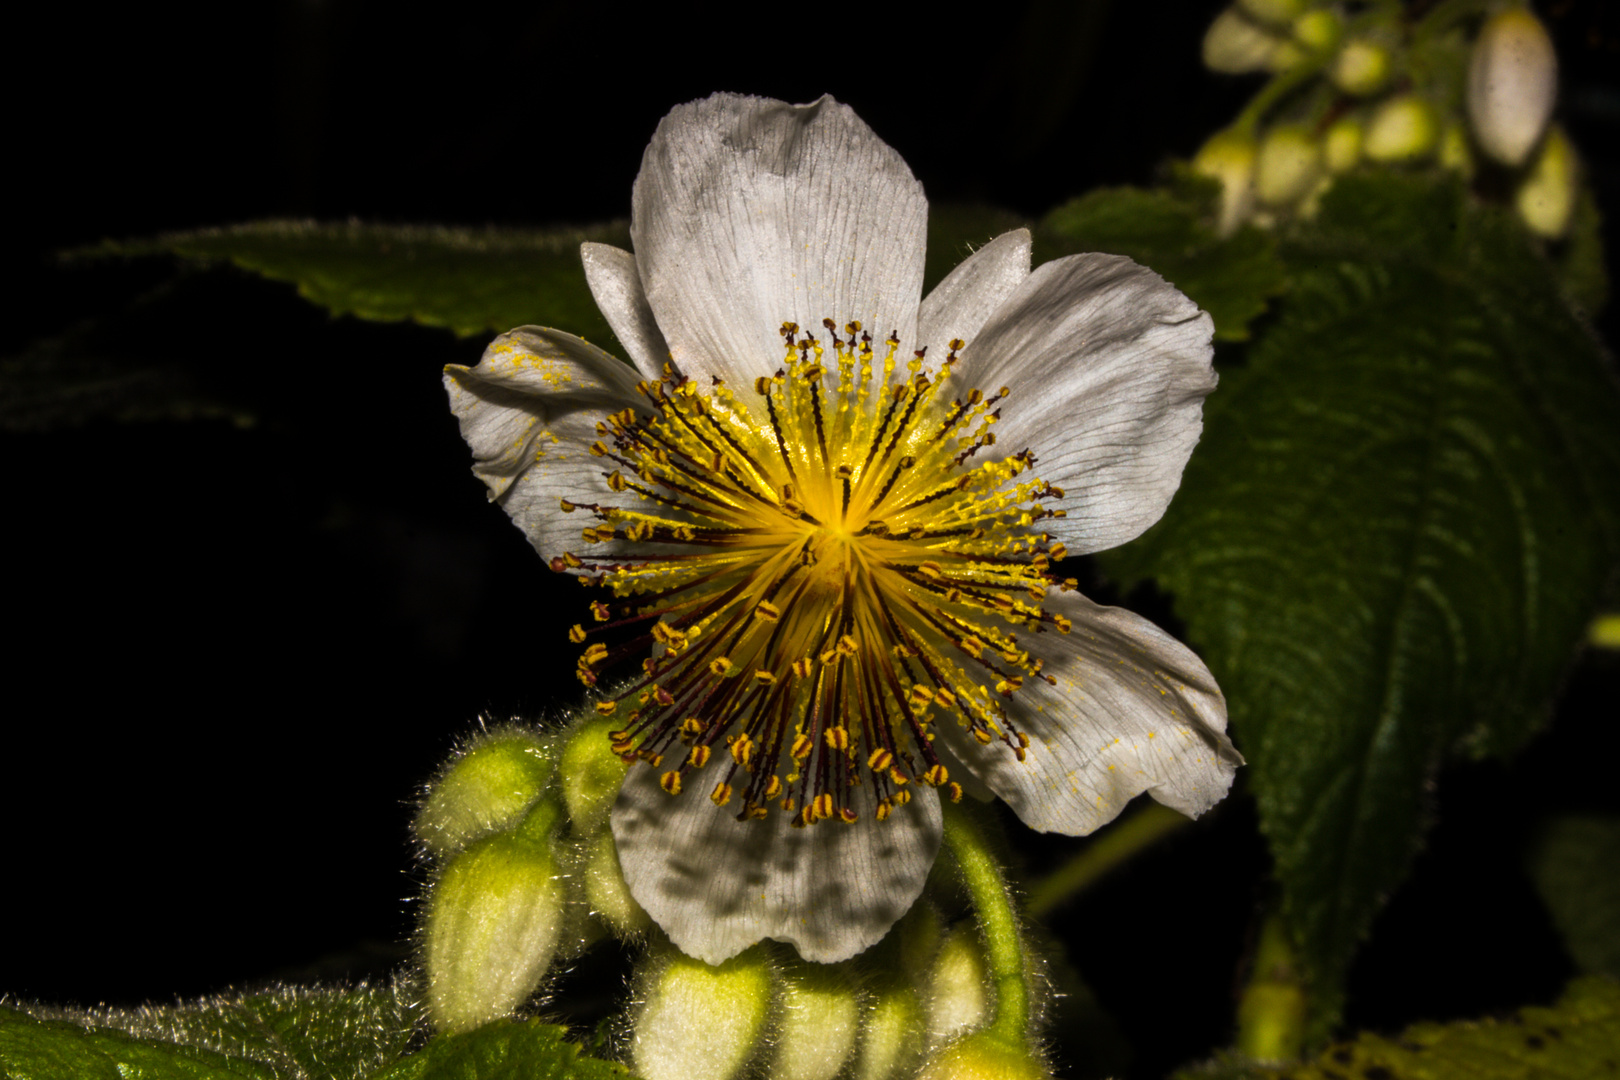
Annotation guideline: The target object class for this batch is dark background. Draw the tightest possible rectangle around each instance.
[5,2,1618,1076]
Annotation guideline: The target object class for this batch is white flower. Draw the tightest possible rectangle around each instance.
[445,94,1241,966]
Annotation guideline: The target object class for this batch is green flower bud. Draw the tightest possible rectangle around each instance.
[1292,8,1342,54]
[1323,117,1364,173]
[1331,38,1392,97]
[923,924,991,1048]
[1363,95,1440,162]
[631,947,773,1080]
[1255,124,1323,208]
[1238,0,1306,29]
[424,821,567,1033]
[581,826,649,938]
[914,1033,1052,1080]
[559,716,630,832]
[1193,129,1258,236]
[1204,8,1287,74]
[851,987,924,1080]
[416,727,553,860]
[770,962,862,1080]
[1468,6,1558,167]
[1266,39,1309,74]
[1516,125,1576,238]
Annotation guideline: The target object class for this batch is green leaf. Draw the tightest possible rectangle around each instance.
[3,982,419,1080]
[0,1004,269,1080]
[372,1018,629,1080]
[78,221,630,343]
[1528,815,1620,978]
[1101,174,1620,1031]
[1036,181,1287,342]
[1175,976,1620,1080]
[1,337,252,432]
[1554,185,1608,319]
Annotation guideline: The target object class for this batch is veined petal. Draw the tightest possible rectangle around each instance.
[444,327,644,560]
[958,254,1216,555]
[581,242,670,381]
[916,228,1032,350]
[934,589,1239,834]
[631,93,927,387]
[611,766,942,965]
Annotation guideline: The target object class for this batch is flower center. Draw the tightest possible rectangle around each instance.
[561,320,1075,827]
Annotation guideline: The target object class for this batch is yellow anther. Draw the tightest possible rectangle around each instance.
[790,657,813,679]
[595,701,619,717]
[607,471,627,492]
[730,734,754,767]
[569,624,587,644]
[764,775,782,799]
[812,793,834,821]
[868,748,894,772]
[922,764,949,786]
[834,463,853,480]
[590,441,608,457]
[660,771,682,796]
[892,788,912,806]
[888,766,909,786]
[653,685,675,706]
[1053,615,1073,634]
[746,804,769,821]
[995,677,1023,695]
[947,782,964,803]
[791,733,814,760]
[919,560,942,580]
[559,499,576,512]
[755,376,771,395]
[709,657,733,677]
[837,634,859,656]
[839,807,858,824]
[754,600,781,622]
[973,727,994,744]
[909,685,935,707]
[681,717,706,738]
[960,636,984,658]
[754,669,777,685]
[935,688,957,708]
[1049,542,1068,561]
[688,745,711,768]
[581,643,609,665]
[591,600,611,622]
[825,726,850,751]
[711,782,733,807]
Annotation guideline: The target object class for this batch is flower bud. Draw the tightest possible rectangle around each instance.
[1292,8,1343,54]
[581,826,650,937]
[424,819,567,1033]
[1468,6,1557,167]
[631,947,773,1080]
[851,987,924,1080]
[416,727,553,860]
[1255,124,1323,208]
[1363,95,1440,162]
[914,1033,1052,1080]
[770,963,862,1080]
[1193,129,1258,236]
[1238,0,1305,28]
[1331,38,1392,97]
[1516,125,1576,238]
[1323,117,1364,174]
[922,924,991,1048]
[559,715,630,832]
[1204,7,1287,74]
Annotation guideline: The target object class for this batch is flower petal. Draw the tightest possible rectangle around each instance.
[444,327,643,560]
[933,589,1239,834]
[611,768,942,965]
[630,93,928,387]
[957,254,1216,554]
[916,228,1032,351]
[581,242,670,381]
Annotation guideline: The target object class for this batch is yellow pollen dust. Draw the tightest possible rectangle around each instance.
[564,319,1070,826]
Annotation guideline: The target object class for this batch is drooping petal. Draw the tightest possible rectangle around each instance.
[916,228,1032,351]
[611,767,943,965]
[581,242,670,381]
[956,254,1216,555]
[933,589,1239,835]
[444,327,644,561]
[630,93,928,387]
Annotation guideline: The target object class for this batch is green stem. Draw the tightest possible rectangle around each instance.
[1235,911,1306,1063]
[1025,802,1189,919]
[940,802,1029,1047]
[1233,58,1329,136]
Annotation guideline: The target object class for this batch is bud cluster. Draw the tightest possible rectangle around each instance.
[1196,2,1574,239]
[413,709,1051,1079]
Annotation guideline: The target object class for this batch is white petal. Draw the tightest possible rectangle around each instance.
[933,589,1239,835]
[611,768,942,965]
[581,242,670,381]
[957,254,1216,554]
[630,93,928,387]
[444,327,643,560]
[916,228,1031,351]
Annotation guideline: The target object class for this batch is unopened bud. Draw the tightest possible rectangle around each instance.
[1238,0,1305,28]
[1468,6,1557,167]
[1331,37,1392,97]
[1194,129,1258,236]
[1204,8,1286,74]
[1292,8,1342,54]
[770,963,862,1080]
[631,947,773,1080]
[424,821,567,1033]
[851,987,924,1080]
[1323,117,1364,174]
[1363,95,1440,162]
[560,716,630,832]
[1516,125,1576,238]
[416,727,553,860]
[923,924,991,1048]
[1255,124,1322,208]
[581,827,649,937]
[914,1033,1052,1080]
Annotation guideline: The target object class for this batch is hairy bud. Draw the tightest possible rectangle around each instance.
[631,947,773,1080]
[416,727,553,860]
[1363,95,1440,162]
[851,986,924,1080]
[1204,8,1286,74]
[580,827,649,937]
[1194,129,1259,236]
[1468,6,1557,167]
[1292,8,1342,54]
[914,1033,1053,1080]
[923,924,993,1048]
[770,962,862,1080]
[560,715,630,832]
[1331,37,1392,97]
[1255,124,1323,208]
[1323,117,1364,174]
[1516,125,1576,238]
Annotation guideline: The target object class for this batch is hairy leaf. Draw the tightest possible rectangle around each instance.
[0,1005,269,1080]
[1529,815,1620,979]
[372,1019,629,1080]
[1102,174,1620,1029]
